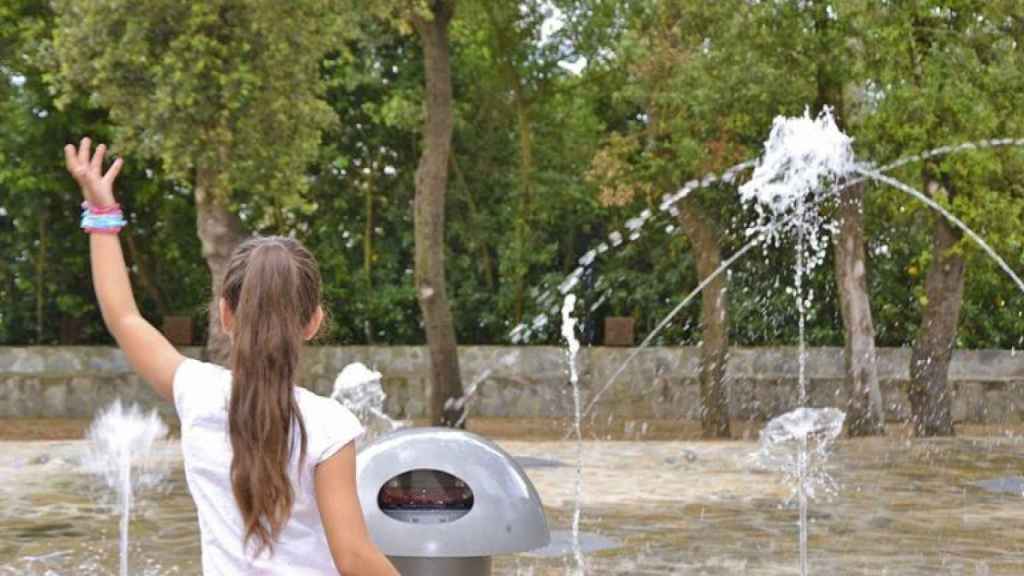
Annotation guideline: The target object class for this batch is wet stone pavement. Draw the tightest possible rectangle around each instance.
[2,434,1024,575]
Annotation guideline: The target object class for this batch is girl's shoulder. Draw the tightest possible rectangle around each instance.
[172,358,231,425]
[294,387,365,464]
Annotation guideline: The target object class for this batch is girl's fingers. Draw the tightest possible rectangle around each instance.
[77,137,91,166]
[90,143,107,175]
[103,156,124,184]
[64,144,79,175]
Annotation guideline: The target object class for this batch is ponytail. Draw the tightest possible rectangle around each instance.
[220,236,322,556]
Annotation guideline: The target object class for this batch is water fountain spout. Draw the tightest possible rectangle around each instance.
[85,399,169,576]
[332,363,402,441]
[561,294,586,575]
[759,407,846,576]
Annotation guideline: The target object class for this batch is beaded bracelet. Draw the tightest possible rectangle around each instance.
[81,202,127,234]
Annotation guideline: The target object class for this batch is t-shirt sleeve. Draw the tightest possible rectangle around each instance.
[173,358,226,426]
[314,400,365,464]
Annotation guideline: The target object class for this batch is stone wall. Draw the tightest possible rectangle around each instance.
[1,346,1022,424]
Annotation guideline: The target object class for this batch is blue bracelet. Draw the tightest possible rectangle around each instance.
[81,206,127,231]
[81,214,127,228]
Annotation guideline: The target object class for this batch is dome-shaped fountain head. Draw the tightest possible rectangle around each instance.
[355,427,550,562]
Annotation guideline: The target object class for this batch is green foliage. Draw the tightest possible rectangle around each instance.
[300,30,422,343]
[856,0,1024,347]
[51,0,340,211]
[0,0,207,344]
[2,0,1023,351]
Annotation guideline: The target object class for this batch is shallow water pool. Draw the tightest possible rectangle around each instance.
[1,435,1023,575]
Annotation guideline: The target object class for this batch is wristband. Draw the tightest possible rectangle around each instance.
[81,202,127,234]
[81,201,121,214]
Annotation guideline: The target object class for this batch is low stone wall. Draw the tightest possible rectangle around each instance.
[1,346,1022,424]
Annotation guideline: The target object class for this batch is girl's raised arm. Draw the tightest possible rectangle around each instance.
[65,137,184,401]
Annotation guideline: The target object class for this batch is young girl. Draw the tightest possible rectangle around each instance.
[65,138,399,576]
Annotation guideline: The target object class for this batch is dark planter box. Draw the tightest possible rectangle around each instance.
[162,315,194,346]
[604,317,635,347]
[59,316,84,345]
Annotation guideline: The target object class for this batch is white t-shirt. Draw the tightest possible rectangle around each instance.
[173,358,364,575]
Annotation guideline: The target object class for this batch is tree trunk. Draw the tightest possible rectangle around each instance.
[411,1,465,428]
[909,178,964,437]
[810,5,885,436]
[363,172,375,343]
[833,183,886,436]
[677,198,731,439]
[124,231,169,317]
[35,206,48,343]
[511,98,533,324]
[194,164,245,366]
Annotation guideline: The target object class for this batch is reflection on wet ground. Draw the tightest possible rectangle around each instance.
[1,433,1023,575]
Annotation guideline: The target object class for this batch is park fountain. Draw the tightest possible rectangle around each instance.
[571,137,1024,426]
[83,400,169,576]
[537,107,1024,574]
[2,116,1024,576]
[737,108,854,576]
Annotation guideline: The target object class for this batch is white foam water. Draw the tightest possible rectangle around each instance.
[331,362,402,441]
[739,107,854,225]
[84,400,169,576]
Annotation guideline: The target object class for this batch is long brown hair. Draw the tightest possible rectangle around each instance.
[220,236,322,556]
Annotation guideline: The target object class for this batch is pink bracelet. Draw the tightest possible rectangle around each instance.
[84,227,124,235]
[81,201,126,234]
[81,201,122,215]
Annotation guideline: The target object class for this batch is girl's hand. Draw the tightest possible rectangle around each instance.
[64,137,124,208]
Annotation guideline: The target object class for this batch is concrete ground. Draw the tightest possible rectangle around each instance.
[2,423,1024,575]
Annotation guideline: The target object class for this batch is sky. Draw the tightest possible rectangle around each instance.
[539,1,587,75]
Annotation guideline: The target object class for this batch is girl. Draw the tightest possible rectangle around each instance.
[65,138,399,576]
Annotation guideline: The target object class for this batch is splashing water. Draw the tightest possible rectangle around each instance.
[740,108,855,404]
[579,136,1024,423]
[511,132,1024,350]
[739,108,855,225]
[758,408,846,576]
[84,400,169,576]
[331,363,402,441]
[450,352,521,428]
[561,294,586,575]
[740,109,856,576]
[853,166,1024,296]
[759,408,847,497]
[510,159,758,344]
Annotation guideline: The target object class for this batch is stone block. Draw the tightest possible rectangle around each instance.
[0,377,42,417]
[4,345,1024,424]
[41,381,68,415]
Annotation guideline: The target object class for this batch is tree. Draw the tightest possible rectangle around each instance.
[51,0,339,362]
[584,1,781,438]
[303,26,424,346]
[809,1,886,436]
[861,1,1024,436]
[348,0,467,426]
[0,0,116,345]
[409,0,465,426]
